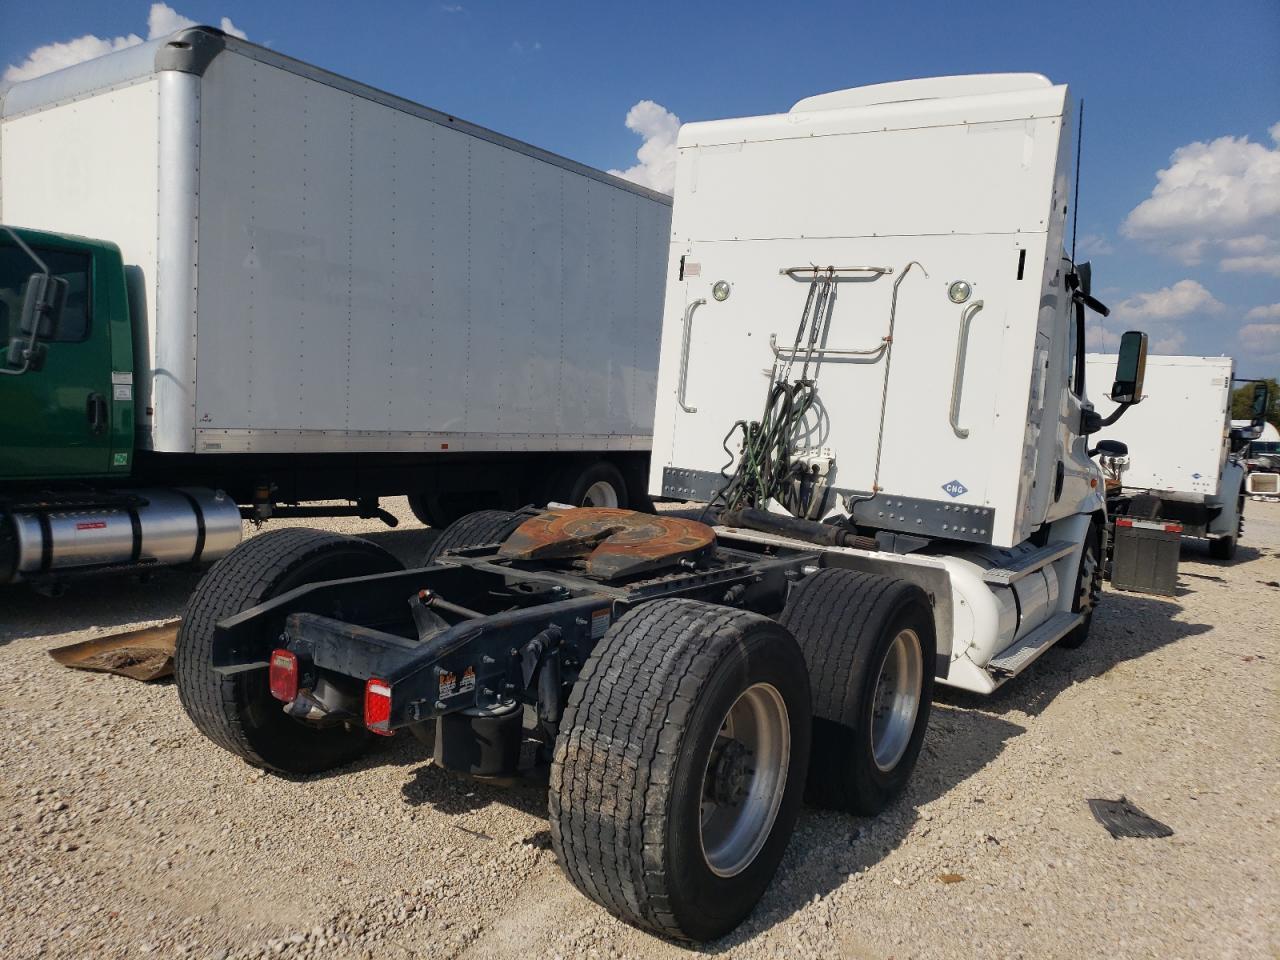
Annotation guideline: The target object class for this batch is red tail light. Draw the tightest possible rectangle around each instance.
[268,649,299,702]
[364,678,393,735]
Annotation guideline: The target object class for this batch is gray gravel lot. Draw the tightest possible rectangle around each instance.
[2,498,1277,960]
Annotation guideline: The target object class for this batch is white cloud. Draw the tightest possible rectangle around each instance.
[147,3,246,40]
[1078,232,1114,257]
[1098,279,1226,358]
[4,3,246,82]
[1220,253,1280,277]
[510,39,542,54]
[1111,279,1224,321]
[1245,303,1280,322]
[1085,318,1121,350]
[439,3,465,11]
[608,100,681,195]
[1121,122,1280,275]
[1239,323,1280,353]
[1152,330,1187,354]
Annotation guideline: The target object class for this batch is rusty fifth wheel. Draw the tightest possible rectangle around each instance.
[498,507,716,579]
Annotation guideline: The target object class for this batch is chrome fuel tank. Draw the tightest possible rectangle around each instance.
[3,488,241,582]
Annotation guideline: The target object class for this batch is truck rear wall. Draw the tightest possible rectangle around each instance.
[649,77,1076,548]
[1,34,671,456]
[1085,354,1232,496]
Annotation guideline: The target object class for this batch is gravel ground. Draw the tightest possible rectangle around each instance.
[1,497,1277,960]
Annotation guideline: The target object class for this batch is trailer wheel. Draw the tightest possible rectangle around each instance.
[779,568,934,815]
[550,599,810,942]
[548,459,629,509]
[407,492,495,529]
[423,509,527,563]
[175,529,403,774]
[406,493,445,528]
[1059,519,1104,648]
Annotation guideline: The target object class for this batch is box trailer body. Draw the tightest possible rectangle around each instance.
[0,32,668,456]
[0,29,670,583]
[1086,354,1246,552]
[1085,355,1232,496]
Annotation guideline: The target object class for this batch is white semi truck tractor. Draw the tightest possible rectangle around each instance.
[175,74,1146,941]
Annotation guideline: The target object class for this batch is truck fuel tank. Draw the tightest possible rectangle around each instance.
[3,487,241,583]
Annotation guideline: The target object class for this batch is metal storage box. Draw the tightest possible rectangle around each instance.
[1110,518,1182,597]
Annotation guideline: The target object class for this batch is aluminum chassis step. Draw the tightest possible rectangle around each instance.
[982,540,1077,586]
[986,610,1083,677]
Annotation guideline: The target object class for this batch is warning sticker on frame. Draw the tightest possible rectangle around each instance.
[438,671,458,697]
[459,667,476,694]
[590,608,611,640]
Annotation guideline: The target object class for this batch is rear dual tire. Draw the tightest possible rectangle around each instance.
[779,568,935,815]
[550,599,811,942]
[175,529,403,775]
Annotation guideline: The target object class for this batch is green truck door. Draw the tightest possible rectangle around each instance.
[0,241,114,480]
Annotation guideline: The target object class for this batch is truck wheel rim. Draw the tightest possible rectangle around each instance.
[582,481,619,508]
[870,629,923,772]
[698,682,790,878]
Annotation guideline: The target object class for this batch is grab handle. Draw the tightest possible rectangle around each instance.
[779,265,892,280]
[949,300,984,439]
[678,298,706,413]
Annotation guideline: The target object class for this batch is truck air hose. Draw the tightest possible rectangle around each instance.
[704,271,836,519]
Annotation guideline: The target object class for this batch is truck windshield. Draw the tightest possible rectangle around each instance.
[0,244,91,343]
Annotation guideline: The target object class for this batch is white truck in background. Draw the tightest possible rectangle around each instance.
[0,27,670,586]
[1085,354,1269,559]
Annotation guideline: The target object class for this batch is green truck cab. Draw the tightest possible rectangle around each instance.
[1,226,135,481]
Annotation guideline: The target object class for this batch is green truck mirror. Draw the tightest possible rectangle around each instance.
[18,272,68,339]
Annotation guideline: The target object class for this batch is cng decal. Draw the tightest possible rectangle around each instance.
[942,479,968,498]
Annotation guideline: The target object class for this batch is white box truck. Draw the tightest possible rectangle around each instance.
[1085,354,1268,558]
[172,74,1150,941]
[0,27,671,585]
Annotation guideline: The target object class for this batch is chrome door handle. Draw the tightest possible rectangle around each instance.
[949,300,984,439]
[677,298,706,413]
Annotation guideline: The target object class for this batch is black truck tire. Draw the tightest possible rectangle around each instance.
[548,459,629,509]
[779,568,935,815]
[549,599,811,942]
[1059,520,1104,648]
[1209,490,1244,560]
[406,493,445,528]
[1209,534,1237,560]
[175,528,403,775]
[423,509,527,564]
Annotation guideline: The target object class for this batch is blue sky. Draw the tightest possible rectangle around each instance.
[3,0,1278,378]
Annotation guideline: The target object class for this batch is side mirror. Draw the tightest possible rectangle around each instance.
[1092,439,1128,458]
[1077,261,1092,298]
[1110,330,1147,404]
[1251,382,1269,428]
[18,272,68,340]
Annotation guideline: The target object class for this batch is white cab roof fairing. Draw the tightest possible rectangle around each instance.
[790,74,1053,112]
[675,74,1068,151]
